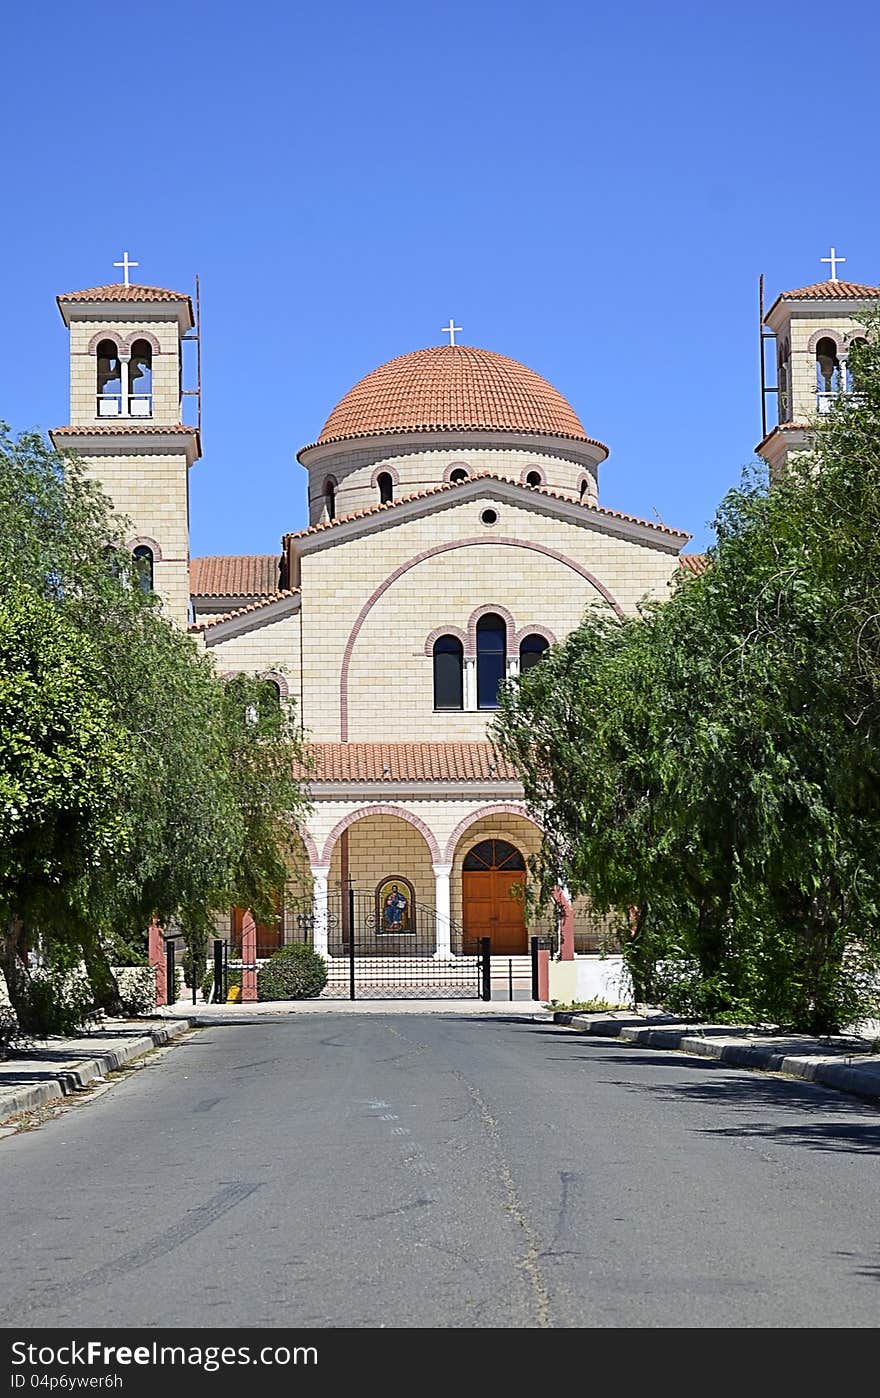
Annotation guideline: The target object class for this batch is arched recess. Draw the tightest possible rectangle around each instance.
[260,669,290,699]
[321,804,442,866]
[423,624,468,657]
[339,536,626,738]
[512,623,556,650]
[370,464,400,489]
[443,803,540,863]
[298,826,321,866]
[466,603,516,655]
[128,534,163,560]
[87,330,122,355]
[807,328,844,354]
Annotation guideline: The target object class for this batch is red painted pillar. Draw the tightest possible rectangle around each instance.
[241,910,258,1002]
[552,887,575,961]
[537,948,550,1001]
[148,916,167,1007]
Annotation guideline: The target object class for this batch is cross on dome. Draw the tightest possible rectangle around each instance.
[820,246,846,281]
[441,319,462,346]
[113,250,139,286]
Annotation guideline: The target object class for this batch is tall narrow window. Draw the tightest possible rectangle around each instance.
[377,472,394,504]
[97,340,122,416]
[324,478,337,520]
[519,633,549,672]
[477,613,506,709]
[433,635,463,710]
[816,337,840,412]
[132,545,154,593]
[129,339,153,417]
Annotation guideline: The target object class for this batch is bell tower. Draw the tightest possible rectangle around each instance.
[757,250,880,481]
[50,257,201,628]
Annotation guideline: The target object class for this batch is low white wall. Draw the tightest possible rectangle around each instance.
[548,954,631,1006]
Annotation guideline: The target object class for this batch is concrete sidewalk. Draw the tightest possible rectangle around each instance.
[555,1010,880,1105]
[0,1017,194,1127]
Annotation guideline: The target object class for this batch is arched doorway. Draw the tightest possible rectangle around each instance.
[462,839,527,954]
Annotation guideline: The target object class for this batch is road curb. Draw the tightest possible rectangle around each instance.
[0,1018,197,1125]
[554,1012,880,1105]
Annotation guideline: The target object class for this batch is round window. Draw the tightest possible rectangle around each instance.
[525,469,543,488]
[481,508,498,526]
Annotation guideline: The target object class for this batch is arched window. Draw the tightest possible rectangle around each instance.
[128,339,153,416]
[97,340,122,416]
[132,544,154,593]
[777,337,790,422]
[377,471,394,505]
[816,337,840,412]
[847,338,867,393]
[449,467,469,483]
[433,635,463,710]
[578,477,589,503]
[525,469,543,488]
[519,633,549,672]
[324,478,337,521]
[477,613,506,709]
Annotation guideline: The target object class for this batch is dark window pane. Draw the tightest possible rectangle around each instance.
[477,613,506,708]
[132,545,153,593]
[520,634,549,672]
[433,636,463,709]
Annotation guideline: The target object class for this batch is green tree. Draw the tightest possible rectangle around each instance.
[494,321,880,1032]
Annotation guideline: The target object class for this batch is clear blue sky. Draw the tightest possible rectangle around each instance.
[2,0,878,555]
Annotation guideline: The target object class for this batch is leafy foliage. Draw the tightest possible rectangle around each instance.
[257,943,328,1000]
[0,423,311,1037]
[494,318,880,1033]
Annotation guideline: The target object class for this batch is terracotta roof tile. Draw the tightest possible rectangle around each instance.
[765,280,880,320]
[189,589,300,632]
[307,345,605,450]
[296,742,519,783]
[678,552,710,576]
[58,283,191,303]
[191,555,282,598]
[282,471,688,542]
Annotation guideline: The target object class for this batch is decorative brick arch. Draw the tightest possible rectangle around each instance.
[128,534,163,560]
[321,804,442,865]
[513,623,556,650]
[260,669,290,698]
[121,329,162,357]
[467,603,516,654]
[807,328,844,354]
[443,803,541,863]
[87,330,123,355]
[298,826,321,866]
[370,464,400,489]
[339,537,624,738]
[520,464,546,486]
[443,461,472,483]
[423,624,468,657]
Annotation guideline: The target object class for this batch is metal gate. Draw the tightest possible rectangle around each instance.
[296,889,483,1000]
[291,890,555,1002]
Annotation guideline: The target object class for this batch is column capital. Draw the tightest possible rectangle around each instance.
[432,862,453,877]
[311,865,331,878]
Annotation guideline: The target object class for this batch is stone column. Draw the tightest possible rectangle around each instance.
[552,886,575,961]
[241,910,258,1002]
[119,355,130,415]
[432,863,453,959]
[312,866,331,957]
[464,657,477,710]
[148,915,167,1007]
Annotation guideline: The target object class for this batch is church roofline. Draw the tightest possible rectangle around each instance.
[50,423,201,467]
[754,421,811,455]
[188,588,301,640]
[293,741,521,785]
[763,280,880,323]
[297,422,609,462]
[282,472,689,547]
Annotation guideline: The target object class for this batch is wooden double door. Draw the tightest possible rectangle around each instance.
[462,839,527,955]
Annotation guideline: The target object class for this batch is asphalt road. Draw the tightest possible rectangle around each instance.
[2,1013,879,1328]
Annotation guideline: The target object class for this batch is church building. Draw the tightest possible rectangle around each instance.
[49,260,879,972]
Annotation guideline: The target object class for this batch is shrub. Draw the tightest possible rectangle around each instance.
[20,966,100,1037]
[0,1004,19,1054]
[113,966,156,1017]
[257,943,328,1001]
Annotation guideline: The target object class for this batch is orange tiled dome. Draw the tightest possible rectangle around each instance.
[317,345,592,445]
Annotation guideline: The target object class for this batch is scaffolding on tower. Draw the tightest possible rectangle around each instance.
[181,274,202,433]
